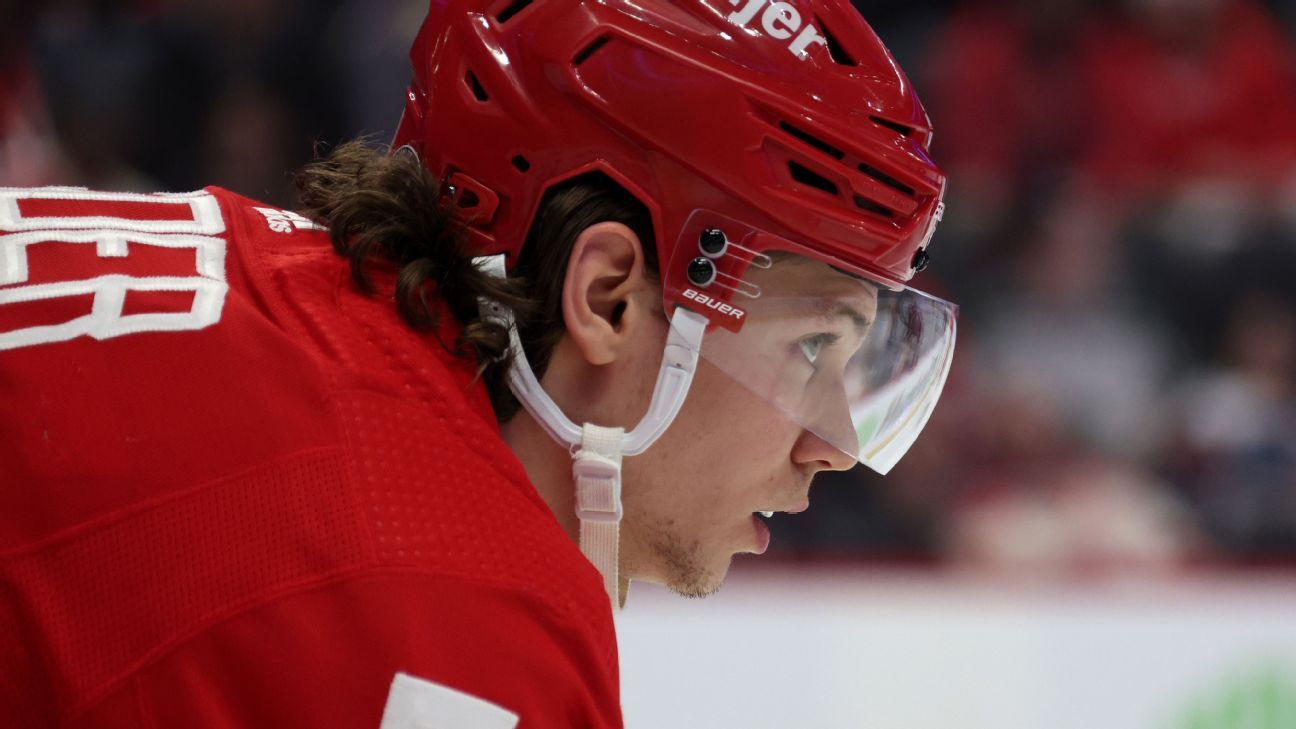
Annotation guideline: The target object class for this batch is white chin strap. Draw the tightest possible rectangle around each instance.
[475,255,707,608]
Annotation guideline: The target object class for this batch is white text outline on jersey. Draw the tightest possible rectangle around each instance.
[0,188,225,236]
[0,230,226,287]
[0,189,229,352]
[0,276,229,351]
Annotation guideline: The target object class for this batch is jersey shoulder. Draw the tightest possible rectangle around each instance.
[205,186,617,653]
[202,185,331,250]
[0,184,619,728]
[0,185,340,545]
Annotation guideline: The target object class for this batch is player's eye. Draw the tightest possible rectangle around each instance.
[798,333,839,365]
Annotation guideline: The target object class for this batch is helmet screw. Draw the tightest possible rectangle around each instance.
[912,248,930,273]
[699,228,727,257]
[687,257,717,287]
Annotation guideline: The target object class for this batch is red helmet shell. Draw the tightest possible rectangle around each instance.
[393,0,946,291]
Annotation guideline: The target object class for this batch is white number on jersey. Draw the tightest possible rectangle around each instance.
[380,673,519,729]
[0,187,229,352]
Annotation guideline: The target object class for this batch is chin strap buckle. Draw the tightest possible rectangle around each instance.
[574,451,623,524]
[573,423,625,608]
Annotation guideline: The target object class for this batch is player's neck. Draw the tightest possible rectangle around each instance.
[500,410,580,544]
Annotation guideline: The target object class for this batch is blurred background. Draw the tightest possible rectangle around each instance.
[3,0,1295,726]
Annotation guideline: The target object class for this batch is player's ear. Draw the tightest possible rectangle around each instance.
[561,221,653,366]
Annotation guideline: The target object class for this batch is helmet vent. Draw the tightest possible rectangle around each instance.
[869,115,912,137]
[465,70,489,102]
[574,35,610,66]
[787,160,838,196]
[858,162,915,196]
[496,0,533,24]
[853,195,893,218]
[511,154,531,172]
[814,17,857,67]
[779,121,844,161]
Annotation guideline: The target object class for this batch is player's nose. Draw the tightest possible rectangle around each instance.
[790,423,857,473]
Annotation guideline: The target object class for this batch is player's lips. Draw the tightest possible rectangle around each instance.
[747,500,808,555]
[750,514,770,555]
[754,500,809,517]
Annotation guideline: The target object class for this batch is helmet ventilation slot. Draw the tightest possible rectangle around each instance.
[853,195,893,217]
[869,115,912,137]
[774,117,907,217]
[496,0,533,24]
[511,155,531,172]
[465,70,489,102]
[814,16,857,67]
[858,162,914,196]
[779,121,844,160]
[574,35,610,66]
[787,160,838,196]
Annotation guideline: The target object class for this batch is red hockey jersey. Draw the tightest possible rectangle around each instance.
[0,186,621,728]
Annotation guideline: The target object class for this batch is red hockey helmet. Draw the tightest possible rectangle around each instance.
[395,0,954,475]
[393,0,945,290]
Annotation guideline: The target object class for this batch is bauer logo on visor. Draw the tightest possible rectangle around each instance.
[683,288,747,322]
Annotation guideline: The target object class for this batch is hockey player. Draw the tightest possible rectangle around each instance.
[0,0,954,726]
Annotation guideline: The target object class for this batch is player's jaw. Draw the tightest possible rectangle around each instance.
[626,478,814,598]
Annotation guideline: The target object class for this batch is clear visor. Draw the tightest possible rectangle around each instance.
[665,212,958,475]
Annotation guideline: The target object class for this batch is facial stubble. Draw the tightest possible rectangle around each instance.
[641,518,725,599]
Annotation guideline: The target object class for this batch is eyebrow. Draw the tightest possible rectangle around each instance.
[793,297,872,335]
[834,303,872,335]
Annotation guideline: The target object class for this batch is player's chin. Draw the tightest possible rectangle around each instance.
[666,567,727,600]
[635,522,745,598]
[668,548,741,599]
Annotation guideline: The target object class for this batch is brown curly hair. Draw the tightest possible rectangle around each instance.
[294,140,657,421]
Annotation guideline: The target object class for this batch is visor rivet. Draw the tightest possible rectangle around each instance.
[687,256,717,287]
[699,228,727,257]
[912,248,930,273]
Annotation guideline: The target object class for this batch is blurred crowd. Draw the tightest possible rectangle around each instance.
[3,0,1295,575]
